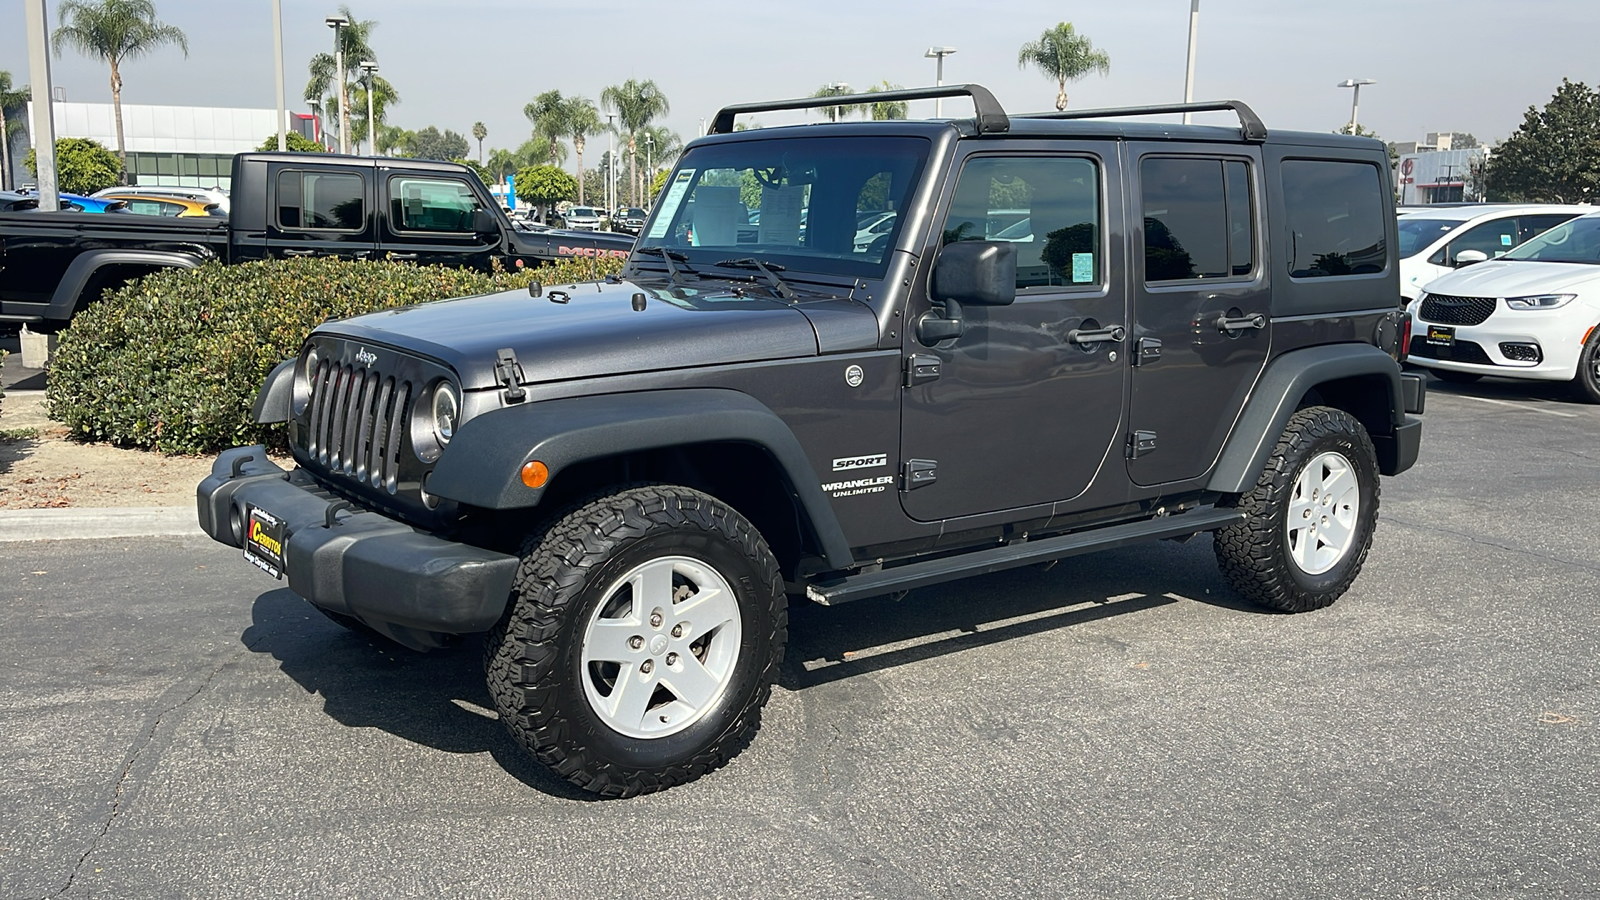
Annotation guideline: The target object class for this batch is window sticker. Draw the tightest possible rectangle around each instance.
[1500,233,1513,246]
[691,185,742,246]
[760,185,803,245]
[1072,252,1095,283]
[647,169,695,239]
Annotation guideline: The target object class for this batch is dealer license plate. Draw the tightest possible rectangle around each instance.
[1426,324,1456,346]
[242,506,286,579]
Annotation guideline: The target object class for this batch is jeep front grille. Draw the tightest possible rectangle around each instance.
[1421,294,1497,326]
[306,360,411,493]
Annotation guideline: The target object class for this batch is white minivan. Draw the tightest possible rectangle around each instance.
[1397,204,1588,301]
[1405,211,1600,401]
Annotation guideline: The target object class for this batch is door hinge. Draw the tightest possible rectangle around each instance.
[903,353,941,387]
[1133,337,1162,367]
[902,459,938,490]
[1126,430,1157,459]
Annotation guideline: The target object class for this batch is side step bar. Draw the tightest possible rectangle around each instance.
[807,506,1246,606]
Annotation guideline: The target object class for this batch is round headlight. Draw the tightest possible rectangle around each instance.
[293,345,319,415]
[433,382,459,445]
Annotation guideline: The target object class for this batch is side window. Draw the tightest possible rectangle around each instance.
[942,155,1102,289]
[1281,160,1386,278]
[1141,158,1228,281]
[276,170,365,231]
[1520,214,1578,244]
[1446,218,1520,263]
[390,176,481,233]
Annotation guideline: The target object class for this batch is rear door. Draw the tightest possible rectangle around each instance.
[898,143,1128,521]
[265,161,377,260]
[1126,147,1269,486]
[378,169,499,268]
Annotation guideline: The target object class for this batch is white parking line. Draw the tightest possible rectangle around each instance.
[1453,395,1578,419]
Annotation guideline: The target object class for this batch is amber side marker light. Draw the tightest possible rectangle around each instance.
[521,460,549,489]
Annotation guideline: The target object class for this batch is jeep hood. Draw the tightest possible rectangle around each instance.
[1421,259,1600,298]
[319,279,878,390]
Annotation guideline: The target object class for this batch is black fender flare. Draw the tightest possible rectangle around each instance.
[46,249,202,320]
[251,358,296,423]
[427,388,854,569]
[1207,343,1407,493]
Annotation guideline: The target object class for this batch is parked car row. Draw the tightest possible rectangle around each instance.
[1,186,224,217]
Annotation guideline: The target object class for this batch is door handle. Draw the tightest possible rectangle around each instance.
[1066,324,1126,345]
[1215,313,1266,334]
[281,249,316,257]
[388,252,418,260]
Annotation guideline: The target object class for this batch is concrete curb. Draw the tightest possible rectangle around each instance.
[0,506,202,542]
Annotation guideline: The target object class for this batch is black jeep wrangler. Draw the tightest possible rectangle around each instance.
[198,85,1424,797]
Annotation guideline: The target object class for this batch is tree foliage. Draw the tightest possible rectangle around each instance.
[24,137,121,194]
[401,126,470,161]
[257,131,325,153]
[53,0,188,175]
[514,164,578,214]
[471,120,487,161]
[1017,21,1110,111]
[811,83,860,122]
[601,79,670,206]
[0,70,30,191]
[1484,80,1600,203]
[304,4,381,151]
[869,81,908,121]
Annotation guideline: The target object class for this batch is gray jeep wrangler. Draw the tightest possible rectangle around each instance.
[198,85,1424,797]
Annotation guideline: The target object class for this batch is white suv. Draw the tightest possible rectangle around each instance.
[1405,211,1600,401]
[1397,204,1588,301]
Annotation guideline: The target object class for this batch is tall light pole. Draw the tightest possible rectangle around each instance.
[306,97,324,148]
[1181,1,1199,123]
[273,0,287,151]
[1338,78,1376,132]
[325,15,350,153]
[24,0,58,209]
[359,61,378,155]
[606,113,617,214]
[645,133,654,188]
[925,47,957,117]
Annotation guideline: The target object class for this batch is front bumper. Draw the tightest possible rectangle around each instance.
[196,446,519,637]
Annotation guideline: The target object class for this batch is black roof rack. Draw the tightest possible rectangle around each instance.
[708,83,1009,136]
[1018,100,1268,143]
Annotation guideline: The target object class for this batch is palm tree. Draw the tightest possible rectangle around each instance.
[601,79,669,207]
[305,5,378,154]
[348,75,398,154]
[562,98,601,204]
[1017,22,1110,111]
[868,80,908,121]
[524,90,568,167]
[484,147,520,187]
[811,83,861,123]
[0,72,30,191]
[52,0,188,181]
[471,121,487,163]
[637,124,682,179]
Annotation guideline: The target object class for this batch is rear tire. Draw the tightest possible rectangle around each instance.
[484,485,785,798]
[1433,369,1482,384]
[1571,327,1600,404]
[1214,407,1380,612]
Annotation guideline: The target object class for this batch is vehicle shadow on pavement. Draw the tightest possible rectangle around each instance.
[241,588,597,801]
[782,538,1265,691]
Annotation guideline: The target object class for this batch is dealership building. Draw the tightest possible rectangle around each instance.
[13,100,319,191]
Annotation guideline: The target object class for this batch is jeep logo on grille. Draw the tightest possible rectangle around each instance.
[355,348,377,367]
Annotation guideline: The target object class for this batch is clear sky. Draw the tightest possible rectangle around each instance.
[3,0,1597,159]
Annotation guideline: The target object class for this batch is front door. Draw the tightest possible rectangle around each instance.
[1126,148,1270,486]
[899,146,1127,522]
[377,170,499,269]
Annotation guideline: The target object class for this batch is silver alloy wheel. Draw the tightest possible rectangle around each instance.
[1285,450,1361,576]
[580,555,743,739]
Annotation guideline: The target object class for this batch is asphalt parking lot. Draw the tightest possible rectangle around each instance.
[2,376,1597,899]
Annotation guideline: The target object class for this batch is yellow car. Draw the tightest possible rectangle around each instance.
[100,193,224,217]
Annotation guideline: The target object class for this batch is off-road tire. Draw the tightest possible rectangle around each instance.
[483,484,786,798]
[1432,369,1482,384]
[1214,406,1380,612]
[1571,326,1600,404]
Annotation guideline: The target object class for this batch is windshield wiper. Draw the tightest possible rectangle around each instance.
[634,246,696,287]
[714,257,798,301]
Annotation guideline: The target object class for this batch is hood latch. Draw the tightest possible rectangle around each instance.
[495,348,527,404]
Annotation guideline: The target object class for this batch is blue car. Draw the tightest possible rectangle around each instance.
[2,189,126,212]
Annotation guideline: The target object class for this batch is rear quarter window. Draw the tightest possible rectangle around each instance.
[1282,160,1387,278]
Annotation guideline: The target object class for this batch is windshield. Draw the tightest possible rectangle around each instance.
[569,208,598,217]
[1396,217,1460,257]
[1503,215,1600,264]
[637,135,930,278]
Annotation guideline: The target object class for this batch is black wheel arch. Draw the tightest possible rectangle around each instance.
[1209,343,1415,493]
[427,388,854,573]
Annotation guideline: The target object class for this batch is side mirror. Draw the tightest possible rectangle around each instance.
[933,240,1017,307]
[474,207,499,234]
[1453,249,1489,267]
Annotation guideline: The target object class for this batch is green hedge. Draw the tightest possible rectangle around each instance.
[46,255,624,455]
